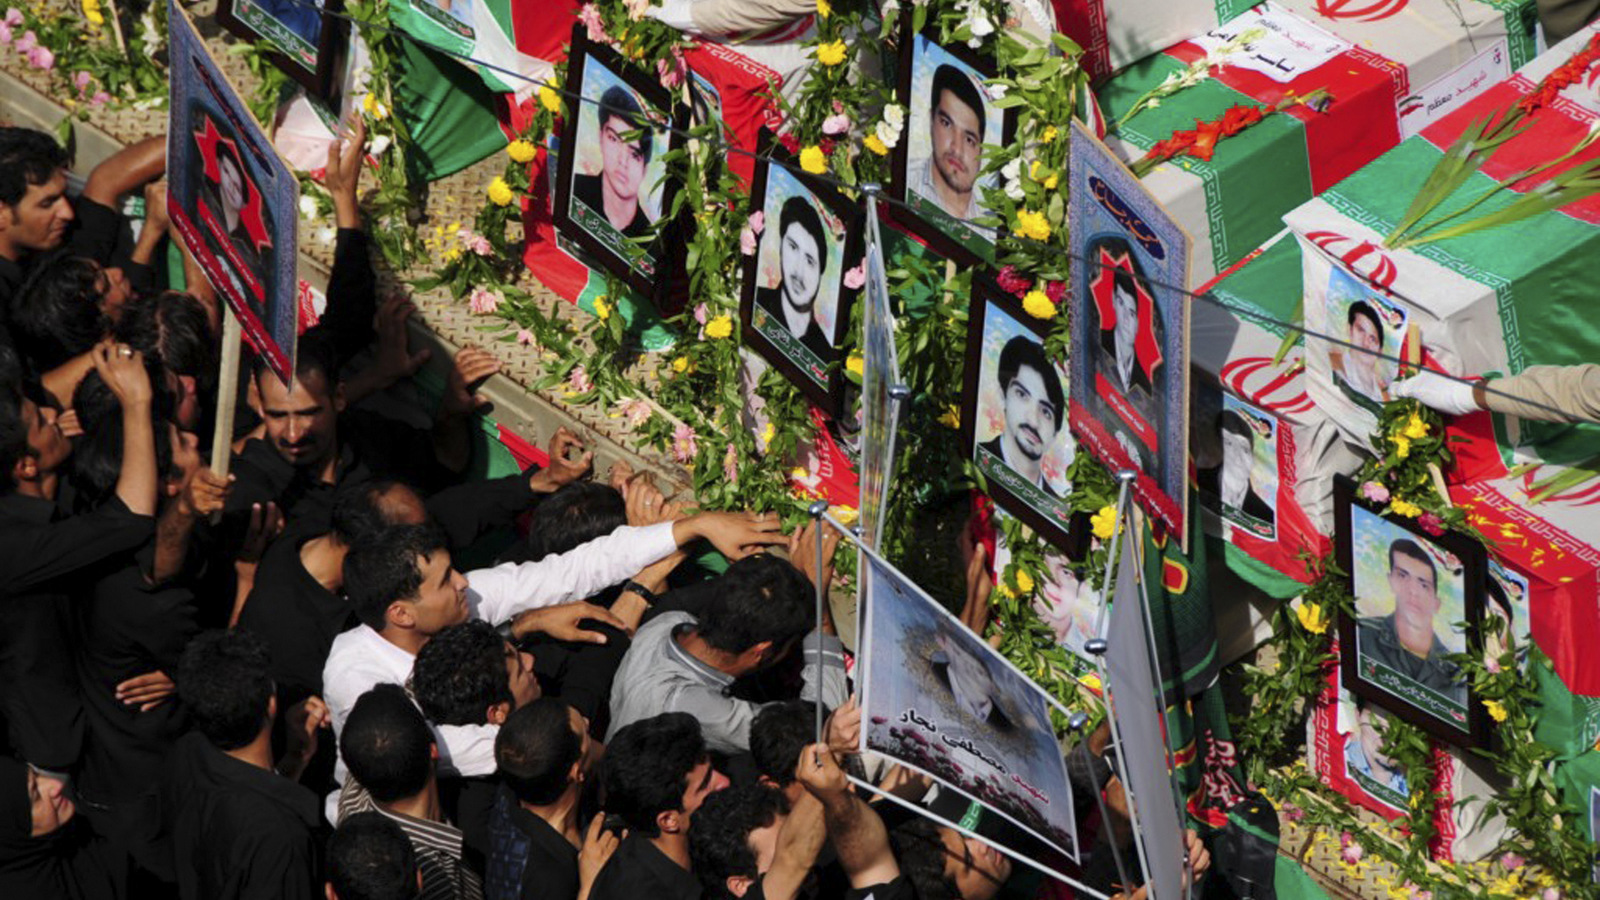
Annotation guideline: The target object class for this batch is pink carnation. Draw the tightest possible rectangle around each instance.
[1500,852,1524,871]
[89,90,110,107]
[468,288,499,315]
[739,226,757,256]
[995,265,1032,298]
[693,302,709,325]
[843,262,865,290]
[1418,511,1445,536]
[0,22,11,44]
[515,328,536,346]
[615,398,653,428]
[567,365,592,394]
[723,443,738,484]
[1044,279,1068,302]
[657,57,684,89]
[577,4,607,43]
[13,28,36,53]
[1544,889,1562,900]
[74,70,91,92]
[27,44,53,70]
[672,422,698,463]
[822,113,851,136]
[3,8,22,26]
[1359,481,1390,504]
[747,210,764,234]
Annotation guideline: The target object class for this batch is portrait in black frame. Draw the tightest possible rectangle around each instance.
[552,24,690,314]
[1335,476,1490,750]
[961,275,1087,556]
[217,0,349,105]
[738,132,862,416]
[888,18,1017,266]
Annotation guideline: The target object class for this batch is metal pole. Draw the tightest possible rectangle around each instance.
[808,498,829,744]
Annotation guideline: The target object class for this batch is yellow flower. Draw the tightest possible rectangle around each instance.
[1040,125,1059,144]
[1402,413,1429,440]
[362,92,389,121]
[1389,499,1423,518]
[1079,671,1102,691]
[846,354,864,377]
[938,405,960,429]
[863,133,889,156]
[1013,209,1051,241]
[1030,160,1044,180]
[1295,602,1328,635]
[593,296,612,321]
[830,505,859,525]
[996,582,1016,600]
[760,422,775,446]
[539,84,562,114]
[816,0,831,17]
[705,315,734,340]
[1484,699,1508,723]
[1014,569,1035,595]
[671,356,690,374]
[506,140,537,163]
[799,146,827,174]
[791,467,809,480]
[1022,289,1056,320]
[487,177,514,206]
[1043,174,1059,190]
[1091,505,1116,540]
[1389,434,1411,459]
[81,0,103,25]
[442,247,463,263]
[815,39,847,67]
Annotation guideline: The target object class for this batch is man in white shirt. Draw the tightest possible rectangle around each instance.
[321,508,785,811]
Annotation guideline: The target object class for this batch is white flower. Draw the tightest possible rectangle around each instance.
[883,104,905,130]
[298,196,318,219]
[985,81,1007,101]
[1001,156,1024,200]
[875,105,906,149]
[969,12,993,37]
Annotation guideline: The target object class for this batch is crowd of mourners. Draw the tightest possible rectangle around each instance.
[0,121,1209,900]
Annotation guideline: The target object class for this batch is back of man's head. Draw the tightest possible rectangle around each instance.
[890,817,961,900]
[11,254,107,372]
[695,555,813,656]
[331,479,418,546]
[344,523,449,631]
[114,291,217,388]
[508,480,627,563]
[690,784,787,900]
[412,620,511,727]
[497,697,582,807]
[750,700,816,788]
[327,811,419,900]
[0,127,67,208]
[65,369,176,511]
[178,629,274,751]
[604,712,707,835]
[341,683,434,805]
[0,345,30,494]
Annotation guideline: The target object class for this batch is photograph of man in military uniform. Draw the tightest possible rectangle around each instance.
[1354,535,1469,710]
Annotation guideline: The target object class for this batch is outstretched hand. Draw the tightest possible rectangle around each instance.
[440,345,502,417]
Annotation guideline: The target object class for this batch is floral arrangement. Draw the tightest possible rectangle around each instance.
[0,0,166,118]
[1129,89,1331,178]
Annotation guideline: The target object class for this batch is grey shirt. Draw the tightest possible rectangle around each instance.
[605,611,848,754]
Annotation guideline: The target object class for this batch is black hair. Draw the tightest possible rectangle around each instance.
[603,712,709,835]
[331,478,414,546]
[214,138,245,186]
[511,480,627,562]
[65,369,176,512]
[340,683,434,804]
[777,195,829,278]
[695,554,814,656]
[930,63,986,143]
[890,817,961,900]
[1387,538,1438,589]
[1217,409,1253,444]
[690,784,787,900]
[0,345,32,493]
[1347,301,1383,348]
[412,620,512,727]
[0,126,68,207]
[750,700,817,788]
[249,332,340,400]
[497,697,582,807]
[996,335,1065,431]
[11,254,108,372]
[597,85,653,164]
[327,811,419,900]
[343,523,450,632]
[178,629,274,751]
[114,292,218,392]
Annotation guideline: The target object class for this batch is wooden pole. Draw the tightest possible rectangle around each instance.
[210,305,242,479]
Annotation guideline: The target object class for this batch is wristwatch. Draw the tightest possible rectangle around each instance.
[622,580,661,606]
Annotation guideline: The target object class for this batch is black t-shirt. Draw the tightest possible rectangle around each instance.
[588,833,701,900]
[845,876,915,900]
[235,528,355,705]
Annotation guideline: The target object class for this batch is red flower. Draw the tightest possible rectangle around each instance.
[1187,119,1228,161]
[820,137,837,156]
[1419,512,1445,536]
[996,265,1032,297]
[777,131,801,154]
[1220,104,1263,134]
[1044,279,1067,302]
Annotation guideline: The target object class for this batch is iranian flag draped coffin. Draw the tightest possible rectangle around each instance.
[1097,0,1537,287]
[1051,0,1254,80]
[1288,23,1600,462]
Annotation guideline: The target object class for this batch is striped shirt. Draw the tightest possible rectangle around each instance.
[337,782,485,900]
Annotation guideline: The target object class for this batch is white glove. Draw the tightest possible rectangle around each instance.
[1390,370,1479,416]
[645,0,699,31]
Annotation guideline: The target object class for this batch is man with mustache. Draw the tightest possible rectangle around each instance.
[979,336,1064,500]
[911,63,987,222]
[754,195,833,363]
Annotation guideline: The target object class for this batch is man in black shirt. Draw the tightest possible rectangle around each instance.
[487,698,610,900]
[690,780,826,900]
[162,630,326,900]
[589,712,731,900]
[0,341,157,772]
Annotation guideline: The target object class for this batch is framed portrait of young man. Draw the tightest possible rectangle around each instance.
[217,0,349,104]
[553,25,689,311]
[739,134,862,414]
[961,277,1083,552]
[888,20,1016,265]
[1335,477,1490,749]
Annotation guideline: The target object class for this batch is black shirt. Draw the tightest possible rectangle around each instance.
[0,493,152,770]
[588,833,701,900]
[485,786,579,900]
[845,877,913,900]
[572,173,651,239]
[236,529,355,705]
[161,730,323,900]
